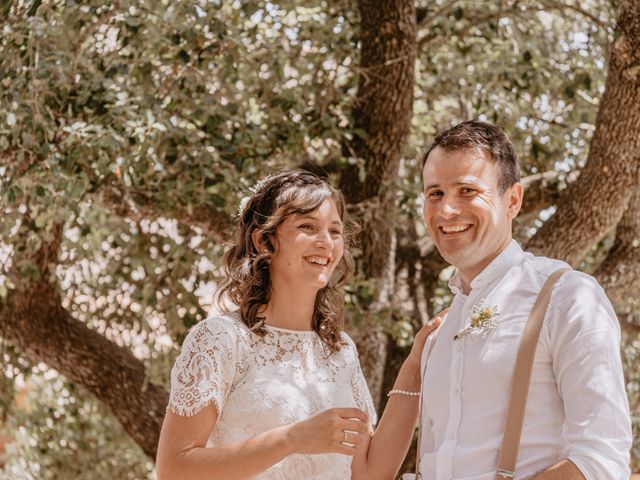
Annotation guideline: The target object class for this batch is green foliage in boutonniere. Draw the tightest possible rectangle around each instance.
[454,304,500,340]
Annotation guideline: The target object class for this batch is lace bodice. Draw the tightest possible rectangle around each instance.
[168,313,377,480]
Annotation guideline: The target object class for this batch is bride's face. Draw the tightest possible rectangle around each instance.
[268,198,344,292]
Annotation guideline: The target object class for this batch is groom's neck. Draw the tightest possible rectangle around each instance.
[456,237,515,295]
[457,266,486,296]
[460,278,472,296]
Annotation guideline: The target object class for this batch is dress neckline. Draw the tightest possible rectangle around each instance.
[263,324,317,335]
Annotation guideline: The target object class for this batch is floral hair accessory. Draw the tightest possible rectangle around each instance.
[236,173,277,218]
[248,173,276,194]
[454,304,500,341]
[237,195,251,218]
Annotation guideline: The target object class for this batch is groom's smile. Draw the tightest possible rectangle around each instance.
[439,224,473,234]
[422,146,522,291]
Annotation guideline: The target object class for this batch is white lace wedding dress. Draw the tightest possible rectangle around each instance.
[167,312,376,479]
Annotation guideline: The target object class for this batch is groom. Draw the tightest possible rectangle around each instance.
[417,121,632,480]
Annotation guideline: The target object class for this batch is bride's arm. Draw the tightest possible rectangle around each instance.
[156,404,369,480]
[351,311,445,480]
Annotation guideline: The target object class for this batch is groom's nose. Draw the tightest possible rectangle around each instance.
[439,195,462,217]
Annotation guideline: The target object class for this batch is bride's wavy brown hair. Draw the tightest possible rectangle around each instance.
[216,170,355,353]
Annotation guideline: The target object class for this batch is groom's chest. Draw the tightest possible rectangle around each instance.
[425,274,554,407]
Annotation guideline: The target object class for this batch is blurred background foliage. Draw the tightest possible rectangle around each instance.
[0,0,638,477]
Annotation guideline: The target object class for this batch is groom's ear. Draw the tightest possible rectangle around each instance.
[506,182,523,219]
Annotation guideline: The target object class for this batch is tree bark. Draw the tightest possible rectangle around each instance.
[526,0,640,265]
[340,0,417,407]
[595,186,640,333]
[596,186,640,304]
[0,223,168,459]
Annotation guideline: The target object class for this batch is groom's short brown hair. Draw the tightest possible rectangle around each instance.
[421,120,521,193]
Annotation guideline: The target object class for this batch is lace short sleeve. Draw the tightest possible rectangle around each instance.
[167,315,248,417]
[341,333,378,425]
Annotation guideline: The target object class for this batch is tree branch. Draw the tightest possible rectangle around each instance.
[1,222,168,459]
[538,0,611,31]
[99,184,234,242]
[526,0,640,265]
[416,0,462,31]
[417,0,609,50]
[416,6,428,25]
[519,170,580,217]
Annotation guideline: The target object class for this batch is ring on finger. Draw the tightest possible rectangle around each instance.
[342,430,349,443]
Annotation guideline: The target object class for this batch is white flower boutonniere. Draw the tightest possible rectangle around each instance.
[454,304,500,341]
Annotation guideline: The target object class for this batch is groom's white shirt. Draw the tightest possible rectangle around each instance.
[419,240,632,480]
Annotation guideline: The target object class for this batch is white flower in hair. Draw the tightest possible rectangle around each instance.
[237,195,250,217]
[237,173,276,217]
[249,173,276,194]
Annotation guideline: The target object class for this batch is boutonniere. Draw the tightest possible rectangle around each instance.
[454,304,500,341]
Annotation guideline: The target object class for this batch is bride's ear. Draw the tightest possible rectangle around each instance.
[251,228,266,253]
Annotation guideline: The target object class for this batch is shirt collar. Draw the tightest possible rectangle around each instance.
[448,240,524,296]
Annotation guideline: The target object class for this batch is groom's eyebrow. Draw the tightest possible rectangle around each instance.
[425,179,482,191]
[423,181,462,191]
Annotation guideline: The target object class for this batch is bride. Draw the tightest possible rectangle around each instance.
[156,170,441,479]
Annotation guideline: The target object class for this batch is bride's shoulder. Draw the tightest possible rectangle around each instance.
[337,331,362,358]
[186,311,251,345]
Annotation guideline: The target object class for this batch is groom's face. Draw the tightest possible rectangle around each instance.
[422,146,522,281]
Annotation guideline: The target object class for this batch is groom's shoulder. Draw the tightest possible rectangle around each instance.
[521,250,570,277]
[520,250,602,293]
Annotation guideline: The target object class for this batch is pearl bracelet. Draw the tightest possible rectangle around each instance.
[387,389,420,397]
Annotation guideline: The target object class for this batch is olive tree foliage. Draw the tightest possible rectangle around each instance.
[0,0,360,476]
[0,0,638,477]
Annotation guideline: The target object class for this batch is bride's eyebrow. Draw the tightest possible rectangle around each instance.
[294,214,318,221]
[293,214,343,226]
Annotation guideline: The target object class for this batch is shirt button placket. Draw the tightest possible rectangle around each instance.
[441,336,464,479]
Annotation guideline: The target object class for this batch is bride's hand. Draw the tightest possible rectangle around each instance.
[407,308,449,365]
[285,407,370,456]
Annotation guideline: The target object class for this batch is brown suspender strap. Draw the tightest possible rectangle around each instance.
[495,268,570,480]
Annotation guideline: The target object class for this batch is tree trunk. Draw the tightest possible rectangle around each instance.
[526,0,640,265]
[596,186,640,304]
[340,0,417,407]
[595,186,640,333]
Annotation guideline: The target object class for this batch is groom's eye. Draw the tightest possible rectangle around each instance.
[428,191,443,198]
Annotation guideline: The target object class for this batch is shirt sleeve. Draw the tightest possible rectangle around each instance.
[546,272,632,480]
[342,333,378,426]
[167,316,244,417]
